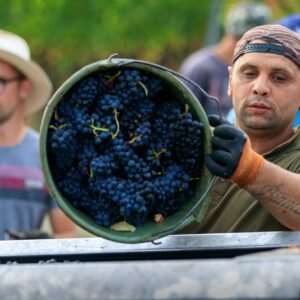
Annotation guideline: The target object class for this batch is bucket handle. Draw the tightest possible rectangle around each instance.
[110,56,224,122]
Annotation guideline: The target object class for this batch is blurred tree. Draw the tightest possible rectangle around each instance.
[0,0,211,86]
[0,0,298,128]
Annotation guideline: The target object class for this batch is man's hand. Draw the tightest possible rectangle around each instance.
[205,115,264,187]
[5,229,52,240]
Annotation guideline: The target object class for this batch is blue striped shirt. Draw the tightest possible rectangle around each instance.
[0,128,57,239]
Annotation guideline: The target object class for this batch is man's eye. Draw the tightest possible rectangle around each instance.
[273,74,286,82]
[243,71,256,77]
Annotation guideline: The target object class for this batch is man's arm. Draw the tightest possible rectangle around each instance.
[48,208,77,238]
[206,115,300,230]
[247,161,300,230]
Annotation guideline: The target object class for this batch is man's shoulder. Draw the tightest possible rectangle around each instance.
[284,127,300,152]
[0,128,41,168]
[180,47,216,74]
[26,128,39,139]
[267,128,300,172]
[16,128,40,156]
[23,128,39,144]
[185,47,214,62]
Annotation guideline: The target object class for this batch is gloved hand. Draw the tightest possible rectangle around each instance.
[5,229,52,240]
[205,115,265,187]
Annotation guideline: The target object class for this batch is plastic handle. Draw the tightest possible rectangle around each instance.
[113,58,224,121]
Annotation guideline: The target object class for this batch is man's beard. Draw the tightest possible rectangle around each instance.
[0,107,15,124]
[238,96,278,130]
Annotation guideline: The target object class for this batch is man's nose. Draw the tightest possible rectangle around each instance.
[252,75,270,96]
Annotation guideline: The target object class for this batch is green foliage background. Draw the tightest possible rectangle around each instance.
[0,0,299,126]
[1,0,211,86]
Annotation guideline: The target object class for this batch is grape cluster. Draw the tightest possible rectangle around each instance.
[47,67,205,228]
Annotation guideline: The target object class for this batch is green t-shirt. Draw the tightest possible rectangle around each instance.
[182,127,300,233]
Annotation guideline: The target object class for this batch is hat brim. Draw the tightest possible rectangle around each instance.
[0,50,53,115]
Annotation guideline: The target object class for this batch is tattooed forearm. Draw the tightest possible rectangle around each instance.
[252,184,300,215]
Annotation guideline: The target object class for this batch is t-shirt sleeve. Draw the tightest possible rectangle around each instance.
[275,149,300,174]
[287,157,300,174]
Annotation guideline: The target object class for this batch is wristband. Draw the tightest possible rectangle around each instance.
[230,139,265,187]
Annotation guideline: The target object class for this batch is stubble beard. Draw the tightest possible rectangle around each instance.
[0,106,15,125]
[238,104,279,132]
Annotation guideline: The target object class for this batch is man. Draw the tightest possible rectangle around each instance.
[184,24,300,233]
[179,1,272,119]
[228,13,300,126]
[0,30,76,239]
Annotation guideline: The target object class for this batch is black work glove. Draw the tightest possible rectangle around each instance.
[5,229,52,240]
[205,115,247,178]
[205,115,265,187]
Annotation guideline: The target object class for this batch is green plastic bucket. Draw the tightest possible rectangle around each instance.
[40,57,214,243]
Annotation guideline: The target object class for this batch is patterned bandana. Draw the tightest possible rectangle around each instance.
[233,24,300,67]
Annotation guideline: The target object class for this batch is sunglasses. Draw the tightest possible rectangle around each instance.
[0,76,23,94]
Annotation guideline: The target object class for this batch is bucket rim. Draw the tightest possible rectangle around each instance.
[40,58,214,243]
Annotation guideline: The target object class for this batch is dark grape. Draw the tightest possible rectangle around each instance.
[47,67,205,228]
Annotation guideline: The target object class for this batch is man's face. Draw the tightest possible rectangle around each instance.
[228,52,300,135]
[0,61,23,124]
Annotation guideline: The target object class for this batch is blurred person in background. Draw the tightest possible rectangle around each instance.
[278,14,300,127]
[179,1,272,119]
[0,30,76,239]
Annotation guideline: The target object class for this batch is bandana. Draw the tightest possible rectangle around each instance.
[233,24,300,67]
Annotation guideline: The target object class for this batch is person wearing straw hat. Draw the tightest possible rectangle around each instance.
[182,24,300,233]
[0,30,76,239]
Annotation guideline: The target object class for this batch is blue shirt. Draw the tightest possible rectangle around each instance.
[180,47,232,118]
[0,128,57,239]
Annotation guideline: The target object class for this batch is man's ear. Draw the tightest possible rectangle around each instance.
[227,66,233,97]
[19,79,32,100]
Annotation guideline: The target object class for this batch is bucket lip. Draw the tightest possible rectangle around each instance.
[40,58,213,244]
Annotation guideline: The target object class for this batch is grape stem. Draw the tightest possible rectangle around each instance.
[111,109,120,140]
[152,148,166,160]
[89,166,94,178]
[128,135,141,144]
[49,124,69,130]
[105,70,122,84]
[90,119,110,136]
[190,177,201,181]
[138,81,148,96]
[184,103,189,114]
[54,110,60,120]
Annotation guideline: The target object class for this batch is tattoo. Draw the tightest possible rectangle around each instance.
[252,184,300,215]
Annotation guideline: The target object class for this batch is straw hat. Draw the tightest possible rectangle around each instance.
[0,30,52,115]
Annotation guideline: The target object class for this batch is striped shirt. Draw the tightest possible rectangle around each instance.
[0,128,57,239]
